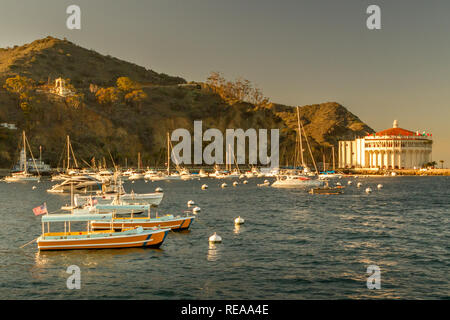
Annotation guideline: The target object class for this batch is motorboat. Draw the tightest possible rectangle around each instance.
[36,213,169,250]
[271,173,324,188]
[90,211,195,232]
[47,175,103,194]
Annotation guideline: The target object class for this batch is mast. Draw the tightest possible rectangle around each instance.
[296,107,305,168]
[300,120,319,174]
[332,146,336,171]
[138,152,141,170]
[22,131,27,173]
[166,132,170,175]
[66,135,70,172]
[323,151,326,172]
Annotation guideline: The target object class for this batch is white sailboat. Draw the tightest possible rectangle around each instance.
[318,146,342,179]
[272,106,324,188]
[73,173,164,208]
[4,131,40,182]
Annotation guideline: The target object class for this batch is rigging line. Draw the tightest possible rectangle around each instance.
[300,120,319,174]
[24,134,40,176]
[69,140,78,168]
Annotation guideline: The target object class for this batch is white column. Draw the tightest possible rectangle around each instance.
[377,151,382,168]
[391,151,396,169]
[384,151,388,169]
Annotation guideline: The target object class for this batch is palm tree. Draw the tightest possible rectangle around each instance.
[439,160,444,169]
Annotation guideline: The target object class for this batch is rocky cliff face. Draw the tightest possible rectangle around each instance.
[0,37,374,168]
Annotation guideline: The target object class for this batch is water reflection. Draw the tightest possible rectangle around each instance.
[34,247,163,267]
[207,243,221,262]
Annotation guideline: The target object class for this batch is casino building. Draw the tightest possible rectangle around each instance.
[339,120,433,169]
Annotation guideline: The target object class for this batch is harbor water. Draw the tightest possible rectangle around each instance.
[0,176,449,299]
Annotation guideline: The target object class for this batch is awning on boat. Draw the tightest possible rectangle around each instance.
[41,213,113,222]
[95,204,150,211]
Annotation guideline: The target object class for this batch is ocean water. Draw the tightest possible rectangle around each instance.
[0,176,448,299]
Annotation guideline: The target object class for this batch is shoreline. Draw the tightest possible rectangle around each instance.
[341,168,450,176]
[1,168,449,177]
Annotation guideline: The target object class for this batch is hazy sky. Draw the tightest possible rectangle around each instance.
[1,0,449,164]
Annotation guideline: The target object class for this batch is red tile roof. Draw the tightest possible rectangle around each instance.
[376,127,415,136]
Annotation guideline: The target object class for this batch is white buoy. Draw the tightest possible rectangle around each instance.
[336,182,341,186]
[348,181,352,185]
[32,186,37,190]
[155,187,163,192]
[233,181,238,186]
[201,184,208,190]
[187,200,195,206]
[131,181,135,184]
[192,206,201,213]
[365,187,373,194]
[234,216,245,225]
[145,180,148,183]
[243,180,248,184]
[221,183,227,188]
[377,184,383,189]
[357,182,362,188]
[209,232,222,243]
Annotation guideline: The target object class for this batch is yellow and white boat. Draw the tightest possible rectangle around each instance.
[36,213,169,251]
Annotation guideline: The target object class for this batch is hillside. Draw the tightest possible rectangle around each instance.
[0,36,185,86]
[0,36,374,169]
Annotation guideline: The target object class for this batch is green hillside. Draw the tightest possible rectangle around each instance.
[0,36,374,169]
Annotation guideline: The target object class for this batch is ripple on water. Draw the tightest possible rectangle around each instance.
[0,176,449,299]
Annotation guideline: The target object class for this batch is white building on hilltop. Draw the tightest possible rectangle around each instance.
[53,78,74,97]
[339,120,433,169]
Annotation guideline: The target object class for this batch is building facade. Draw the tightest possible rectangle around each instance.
[53,78,74,97]
[339,120,433,169]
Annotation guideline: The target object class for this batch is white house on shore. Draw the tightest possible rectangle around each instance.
[339,120,433,169]
[0,123,17,130]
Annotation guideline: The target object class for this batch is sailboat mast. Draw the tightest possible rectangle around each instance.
[332,146,336,171]
[323,151,326,172]
[23,131,27,174]
[138,152,141,170]
[300,121,319,174]
[296,106,305,168]
[167,132,170,175]
[66,135,70,172]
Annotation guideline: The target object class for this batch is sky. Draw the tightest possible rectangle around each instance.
[1,0,449,165]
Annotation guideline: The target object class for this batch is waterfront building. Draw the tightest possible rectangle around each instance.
[0,123,17,130]
[339,120,433,169]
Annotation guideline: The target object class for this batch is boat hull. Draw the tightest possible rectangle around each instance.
[4,176,40,182]
[271,179,324,188]
[77,192,164,207]
[37,228,169,251]
[91,216,195,231]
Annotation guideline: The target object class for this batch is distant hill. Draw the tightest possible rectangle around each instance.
[0,36,374,169]
[0,36,185,86]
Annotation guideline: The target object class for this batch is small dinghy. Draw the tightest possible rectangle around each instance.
[309,181,343,195]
